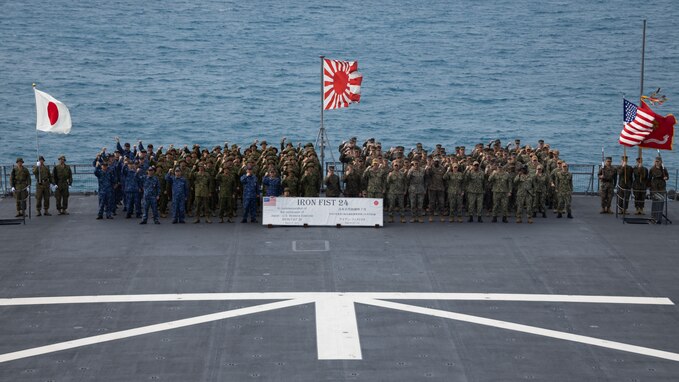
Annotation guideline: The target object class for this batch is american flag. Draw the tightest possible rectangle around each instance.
[263,197,276,206]
[619,99,656,147]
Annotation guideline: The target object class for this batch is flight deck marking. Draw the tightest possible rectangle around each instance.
[0,292,676,363]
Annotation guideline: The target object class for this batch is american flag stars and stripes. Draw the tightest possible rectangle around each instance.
[263,197,276,207]
[323,59,363,110]
[619,99,656,147]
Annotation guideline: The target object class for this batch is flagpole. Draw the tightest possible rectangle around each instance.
[638,19,646,161]
[319,55,325,176]
[33,83,41,185]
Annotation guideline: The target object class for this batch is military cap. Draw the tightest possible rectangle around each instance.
[605,156,612,161]
[284,187,290,192]
[350,137,357,142]
[538,139,544,143]
[655,156,662,161]
[38,155,45,161]
[416,142,423,147]
[101,161,108,166]
[472,161,480,166]
[140,149,147,153]
[58,155,66,161]
[124,142,131,147]
[148,166,156,171]
[261,140,267,145]
[16,157,24,163]
[197,163,205,168]
[328,165,335,170]
[372,159,380,165]
[174,167,182,172]
[460,146,466,149]
[436,144,442,148]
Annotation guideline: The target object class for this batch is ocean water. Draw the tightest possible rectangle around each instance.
[1,0,678,169]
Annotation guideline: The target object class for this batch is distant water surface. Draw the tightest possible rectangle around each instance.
[1,0,678,169]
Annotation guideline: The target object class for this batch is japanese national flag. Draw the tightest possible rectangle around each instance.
[34,88,72,134]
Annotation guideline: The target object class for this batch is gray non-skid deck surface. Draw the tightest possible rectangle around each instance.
[0,195,678,381]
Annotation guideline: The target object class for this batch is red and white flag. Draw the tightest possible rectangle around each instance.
[323,59,362,110]
[34,88,72,134]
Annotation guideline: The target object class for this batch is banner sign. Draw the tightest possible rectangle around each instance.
[262,197,383,227]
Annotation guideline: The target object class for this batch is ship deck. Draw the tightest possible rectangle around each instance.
[0,195,678,381]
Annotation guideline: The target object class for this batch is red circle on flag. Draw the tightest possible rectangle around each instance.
[47,102,59,125]
[373,200,379,206]
[333,71,349,94]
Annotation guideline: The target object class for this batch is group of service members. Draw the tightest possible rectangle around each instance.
[17,137,670,225]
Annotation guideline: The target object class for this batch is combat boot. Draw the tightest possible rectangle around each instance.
[457,217,463,223]
[527,217,533,224]
[468,216,473,223]
[205,218,212,224]
[220,217,224,223]
[492,216,497,223]
[600,208,606,214]
[567,210,573,219]
[532,212,536,218]
[542,211,546,218]
[449,216,454,223]
[502,216,508,223]
[428,216,433,223]
[477,216,483,223]
[139,220,147,225]
[43,210,51,216]
[194,218,200,224]
[36,211,42,216]
[388,215,394,223]
[418,216,424,223]
[606,207,614,214]
[440,216,445,222]
[516,218,522,223]
[400,216,406,223]
[557,212,563,218]
[410,217,416,223]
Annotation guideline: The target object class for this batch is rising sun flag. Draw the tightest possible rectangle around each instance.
[323,58,362,110]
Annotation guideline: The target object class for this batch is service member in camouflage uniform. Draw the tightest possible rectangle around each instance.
[32,156,52,216]
[407,160,426,223]
[139,166,161,225]
[10,158,31,217]
[598,157,617,214]
[323,166,341,197]
[425,159,446,222]
[553,162,573,218]
[464,161,485,222]
[94,160,115,220]
[166,167,189,224]
[632,157,648,215]
[216,164,238,223]
[488,166,512,223]
[52,155,73,215]
[532,165,548,218]
[514,166,534,224]
[363,159,386,198]
[386,162,407,223]
[617,155,634,214]
[192,163,213,223]
[341,164,362,197]
[443,163,465,222]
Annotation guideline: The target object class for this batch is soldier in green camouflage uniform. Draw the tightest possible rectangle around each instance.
[407,160,426,223]
[464,161,485,222]
[617,156,634,214]
[553,162,573,218]
[425,159,446,222]
[443,164,465,223]
[32,156,52,216]
[282,167,300,197]
[362,159,386,198]
[300,167,320,197]
[215,164,237,223]
[386,162,407,223]
[52,155,73,215]
[10,158,31,217]
[488,166,511,223]
[514,167,534,223]
[341,164,362,198]
[598,157,617,213]
[632,157,648,214]
[532,165,548,218]
[191,164,213,223]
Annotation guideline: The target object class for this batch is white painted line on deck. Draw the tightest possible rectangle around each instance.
[315,295,362,360]
[0,292,672,306]
[356,298,679,363]
[0,298,313,364]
